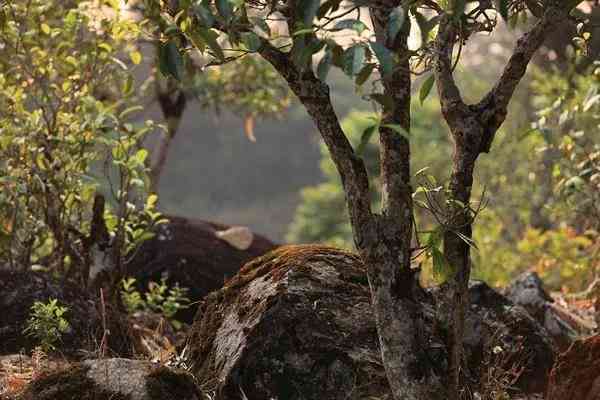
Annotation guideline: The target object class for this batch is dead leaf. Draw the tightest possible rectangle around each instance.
[244,115,256,142]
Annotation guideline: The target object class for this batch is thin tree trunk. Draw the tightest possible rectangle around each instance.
[149,67,186,194]
[434,6,570,398]
[258,34,441,398]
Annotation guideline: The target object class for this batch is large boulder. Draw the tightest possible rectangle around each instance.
[0,269,131,356]
[504,272,586,350]
[546,334,600,400]
[184,245,555,399]
[18,358,201,400]
[126,215,277,323]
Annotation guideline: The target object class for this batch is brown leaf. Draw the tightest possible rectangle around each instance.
[244,115,256,142]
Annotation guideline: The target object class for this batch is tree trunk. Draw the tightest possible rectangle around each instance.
[258,36,441,398]
[149,68,186,195]
[442,146,478,399]
[434,7,570,398]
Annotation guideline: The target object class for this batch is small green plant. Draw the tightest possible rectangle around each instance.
[23,299,70,352]
[121,277,190,329]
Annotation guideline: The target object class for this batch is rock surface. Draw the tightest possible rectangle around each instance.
[126,215,277,323]
[18,358,201,400]
[505,272,578,350]
[0,269,130,356]
[184,245,556,399]
[546,334,600,400]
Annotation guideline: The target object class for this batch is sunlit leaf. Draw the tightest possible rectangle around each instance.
[129,51,142,65]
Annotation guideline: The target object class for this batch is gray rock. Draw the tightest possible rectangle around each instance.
[505,271,577,349]
[19,358,201,400]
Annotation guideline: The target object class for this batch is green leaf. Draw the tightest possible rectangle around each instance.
[355,63,376,86]
[216,0,234,22]
[317,51,332,82]
[452,0,467,17]
[419,75,435,104]
[250,16,270,36]
[119,105,144,119]
[381,123,410,139]
[194,0,215,27]
[331,19,368,34]
[495,0,509,21]
[159,41,185,81]
[241,32,262,51]
[370,41,394,77]
[299,0,321,27]
[41,23,51,35]
[317,0,342,19]
[387,6,406,43]
[357,123,378,155]
[198,28,225,61]
[122,75,134,95]
[432,247,451,280]
[292,39,324,71]
[343,44,365,77]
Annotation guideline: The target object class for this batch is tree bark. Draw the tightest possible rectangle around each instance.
[260,31,440,397]
[149,69,186,194]
[434,6,570,398]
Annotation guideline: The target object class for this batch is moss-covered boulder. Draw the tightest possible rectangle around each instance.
[19,358,201,400]
[126,215,277,323]
[184,245,555,399]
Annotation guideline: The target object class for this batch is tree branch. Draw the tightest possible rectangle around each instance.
[258,42,376,248]
[369,4,413,268]
[477,6,570,152]
[434,16,468,126]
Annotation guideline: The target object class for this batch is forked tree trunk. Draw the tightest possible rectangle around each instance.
[434,6,570,399]
[258,30,441,397]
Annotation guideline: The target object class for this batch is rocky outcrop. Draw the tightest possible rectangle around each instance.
[0,269,131,356]
[126,215,277,323]
[546,334,600,400]
[18,358,201,400]
[184,245,555,399]
[505,272,580,350]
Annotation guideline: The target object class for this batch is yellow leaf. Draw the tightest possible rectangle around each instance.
[130,50,142,65]
[244,115,256,142]
[41,23,50,35]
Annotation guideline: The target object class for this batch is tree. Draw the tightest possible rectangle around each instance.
[0,0,163,289]
[144,0,591,398]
